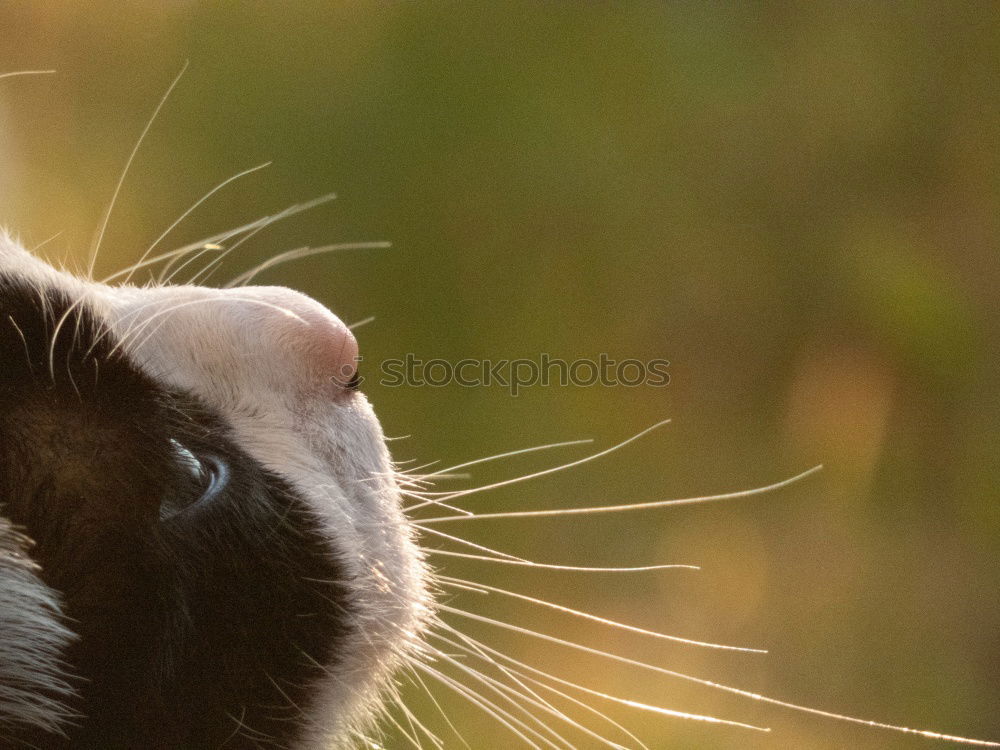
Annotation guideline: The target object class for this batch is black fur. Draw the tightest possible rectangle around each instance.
[0,275,353,748]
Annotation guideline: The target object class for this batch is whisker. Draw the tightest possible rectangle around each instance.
[433,645,586,750]
[46,295,92,383]
[414,662,545,749]
[29,232,64,253]
[349,316,377,331]
[359,461,441,484]
[428,648,588,750]
[419,465,823,524]
[438,606,770,733]
[7,316,33,373]
[398,478,439,493]
[225,241,391,288]
[404,439,596,513]
[382,700,426,750]
[413,525,530,562]
[117,162,272,285]
[405,497,473,516]
[432,628,643,750]
[89,61,189,279]
[168,220,279,287]
[397,478,446,491]
[395,668,445,749]
[425,548,699,573]
[100,193,338,284]
[174,245,230,286]
[435,623,652,750]
[438,605,999,745]
[423,439,595,480]
[405,665,471,750]
[0,70,56,80]
[430,628,634,750]
[436,575,765,653]
[414,420,671,503]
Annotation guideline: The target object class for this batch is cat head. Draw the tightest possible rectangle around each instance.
[0,235,429,747]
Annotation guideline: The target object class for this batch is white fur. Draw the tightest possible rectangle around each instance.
[0,520,77,735]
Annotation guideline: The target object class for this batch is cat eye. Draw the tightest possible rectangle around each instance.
[168,439,230,514]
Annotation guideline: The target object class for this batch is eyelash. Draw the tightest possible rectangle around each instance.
[345,369,362,391]
[170,439,229,505]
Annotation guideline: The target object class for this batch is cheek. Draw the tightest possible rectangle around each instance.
[299,398,391,483]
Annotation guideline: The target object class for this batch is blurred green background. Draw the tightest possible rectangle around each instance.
[1,3,998,748]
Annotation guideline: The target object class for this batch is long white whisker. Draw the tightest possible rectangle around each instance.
[406,665,471,750]
[414,662,544,749]
[348,315,376,331]
[404,439,596,513]
[166,243,230,286]
[170,220,279,287]
[429,648,590,750]
[89,61,188,279]
[224,241,391,288]
[382,700,426,750]
[415,526,531,562]
[403,492,472,516]
[156,247,226,286]
[7,316,33,374]
[419,466,822,524]
[431,627,634,750]
[430,630,569,730]
[393,682,444,750]
[435,622,651,750]
[432,628,642,750]
[401,440,625,516]
[29,232,64,253]
[424,439,595,480]
[362,460,441,482]
[168,192,335,285]
[100,193,338,284]
[438,605,999,745]
[118,162,272,285]
[0,70,56,80]
[425,548,699,573]
[436,575,765,653]
[432,626,766,735]
[438,607,769,733]
[101,244,207,285]
[397,478,439,493]
[415,420,671,503]
[426,643,580,750]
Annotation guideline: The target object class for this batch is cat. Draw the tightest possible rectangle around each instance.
[1,70,996,750]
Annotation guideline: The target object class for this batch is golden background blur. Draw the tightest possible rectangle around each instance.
[1,4,997,748]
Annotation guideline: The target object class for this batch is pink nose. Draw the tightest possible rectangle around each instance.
[226,286,360,389]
